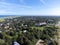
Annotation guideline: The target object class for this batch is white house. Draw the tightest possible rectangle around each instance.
[14,41,20,45]
[23,30,27,33]
[4,26,9,29]
[7,23,10,25]
[0,23,3,26]
[35,22,47,26]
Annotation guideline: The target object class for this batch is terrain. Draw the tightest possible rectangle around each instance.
[0,16,59,45]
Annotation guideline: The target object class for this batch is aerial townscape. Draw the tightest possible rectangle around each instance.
[0,16,60,45]
[0,0,60,45]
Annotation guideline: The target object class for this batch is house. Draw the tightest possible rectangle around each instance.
[21,24,24,26]
[7,23,10,25]
[13,41,20,45]
[35,22,47,26]
[24,25,27,27]
[47,19,54,23]
[23,30,27,33]
[21,23,28,27]
[4,26,9,29]
[0,23,4,27]
[9,28,12,30]
[0,24,3,26]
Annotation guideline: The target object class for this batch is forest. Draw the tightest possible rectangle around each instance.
[0,16,58,45]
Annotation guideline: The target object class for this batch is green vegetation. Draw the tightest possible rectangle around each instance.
[0,16,58,45]
[31,26,44,30]
[0,19,5,22]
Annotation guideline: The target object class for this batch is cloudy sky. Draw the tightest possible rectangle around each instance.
[0,0,60,16]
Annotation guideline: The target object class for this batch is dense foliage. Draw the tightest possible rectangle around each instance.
[0,16,58,45]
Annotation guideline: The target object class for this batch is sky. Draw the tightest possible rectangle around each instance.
[0,0,60,16]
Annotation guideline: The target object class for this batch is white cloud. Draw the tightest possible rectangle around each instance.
[0,1,32,15]
[25,7,60,15]
[49,8,60,15]
[38,7,60,15]
[0,10,15,15]
[0,1,31,8]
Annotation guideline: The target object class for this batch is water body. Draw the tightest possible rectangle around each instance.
[0,15,60,18]
[0,15,17,19]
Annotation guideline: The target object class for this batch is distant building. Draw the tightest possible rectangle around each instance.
[35,22,47,26]
[0,24,3,26]
[23,30,27,33]
[9,28,12,30]
[7,23,10,25]
[0,23,4,27]
[24,25,27,27]
[21,24,27,27]
[4,26,9,29]
[47,19,54,23]
[21,24,24,26]
[14,19,17,21]
[47,19,55,26]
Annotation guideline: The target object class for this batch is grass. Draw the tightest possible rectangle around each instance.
[0,18,5,22]
[31,26,44,30]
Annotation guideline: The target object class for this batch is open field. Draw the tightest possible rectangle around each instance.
[0,19,5,22]
[31,26,44,30]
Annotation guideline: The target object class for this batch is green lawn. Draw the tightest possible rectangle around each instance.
[0,19,5,22]
[31,26,44,30]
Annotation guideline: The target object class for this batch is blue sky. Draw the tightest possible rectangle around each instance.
[0,0,60,16]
